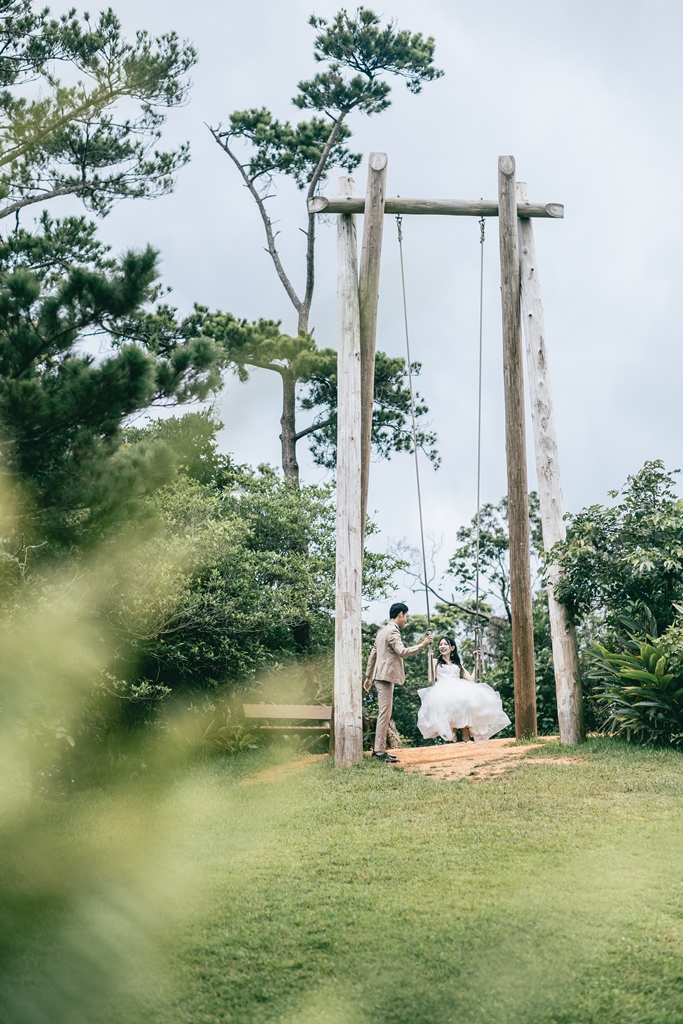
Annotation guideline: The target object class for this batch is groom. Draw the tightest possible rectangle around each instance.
[364,602,433,762]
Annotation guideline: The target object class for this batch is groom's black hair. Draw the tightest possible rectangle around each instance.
[389,602,409,620]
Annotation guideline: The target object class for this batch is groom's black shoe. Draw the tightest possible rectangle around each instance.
[372,751,399,763]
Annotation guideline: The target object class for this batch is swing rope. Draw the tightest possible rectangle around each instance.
[396,214,431,634]
[395,214,487,681]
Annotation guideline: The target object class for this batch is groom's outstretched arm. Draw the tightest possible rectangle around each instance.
[387,632,422,659]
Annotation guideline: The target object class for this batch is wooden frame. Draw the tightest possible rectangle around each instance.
[311,154,583,762]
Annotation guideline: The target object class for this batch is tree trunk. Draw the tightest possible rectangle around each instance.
[280,371,300,484]
[386,719,403,749]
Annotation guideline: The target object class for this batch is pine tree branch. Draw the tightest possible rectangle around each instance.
[0,86,126,169]
[0,182,88,219]
[293,415,333,442]
[208,125,303,316]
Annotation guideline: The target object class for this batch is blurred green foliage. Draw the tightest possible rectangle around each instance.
[3,408,400,790]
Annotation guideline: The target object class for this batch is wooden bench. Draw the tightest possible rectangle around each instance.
[242,704,333,736]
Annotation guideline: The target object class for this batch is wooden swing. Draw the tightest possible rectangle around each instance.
[394,210,488,687]
[309,155,584,765]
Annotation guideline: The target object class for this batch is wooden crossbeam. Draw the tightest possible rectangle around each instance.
[309,196,564,218]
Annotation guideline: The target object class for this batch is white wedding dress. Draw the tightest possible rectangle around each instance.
[417,662,511,743]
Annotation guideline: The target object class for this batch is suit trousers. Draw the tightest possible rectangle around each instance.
[374,679,395,753]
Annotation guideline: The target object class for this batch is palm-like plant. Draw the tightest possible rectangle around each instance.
[590,639,683,748]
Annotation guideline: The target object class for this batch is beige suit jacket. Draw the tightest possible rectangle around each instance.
[364,622,421,687]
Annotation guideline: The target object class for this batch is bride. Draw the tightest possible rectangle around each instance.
[417,637,511,744]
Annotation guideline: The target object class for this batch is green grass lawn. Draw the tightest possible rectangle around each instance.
[159,739,683,1024]
[4,739,683,1024]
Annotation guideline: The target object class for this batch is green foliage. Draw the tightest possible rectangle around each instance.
[202,312,439,472]
[166,698,259,759]
[590,634,683,748]
[0,211,117,279]
[448,492,542,621]
[555,460,683,640]
[114,414,401,696]
[299,7,443,112]
[0,5,221,557]
[0,222,224,551]
[221,107,360,190]
[299,348,439,469]
[202,310,315,379]
[0,2,196,219]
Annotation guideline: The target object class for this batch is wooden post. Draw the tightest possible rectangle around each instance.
[334,176,364,766]
[359,152,388,540]
[498,156,537,738]
[517,182,584,745]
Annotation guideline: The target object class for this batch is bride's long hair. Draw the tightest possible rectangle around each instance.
[436,637,463,676]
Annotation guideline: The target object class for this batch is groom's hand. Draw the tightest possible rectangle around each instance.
[363,678,372,693]
[420,635,433,648]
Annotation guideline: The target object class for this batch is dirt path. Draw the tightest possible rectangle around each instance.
[394,737,584,781]
[239,754,328,786]
[241,739,584,786]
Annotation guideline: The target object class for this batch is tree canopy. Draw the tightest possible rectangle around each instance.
[0,219,224,552]
[1,1,195,221]
[115,413,400,694]
[554,461,683,640]
[448,493,542,623]
[0,4,222,556]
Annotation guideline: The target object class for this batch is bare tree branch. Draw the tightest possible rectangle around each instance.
[299,115,347,332]
[423,583,492,622]
[208,125,303,316]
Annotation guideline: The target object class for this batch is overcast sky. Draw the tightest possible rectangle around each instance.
[49,0,683,619]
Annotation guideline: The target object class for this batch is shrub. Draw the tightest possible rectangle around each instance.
[589,637,683,748]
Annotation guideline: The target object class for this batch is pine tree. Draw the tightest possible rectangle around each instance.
[209,7,443,481]
[0,221,224,552]
[0,1,196,221]
[0,4,221,562]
